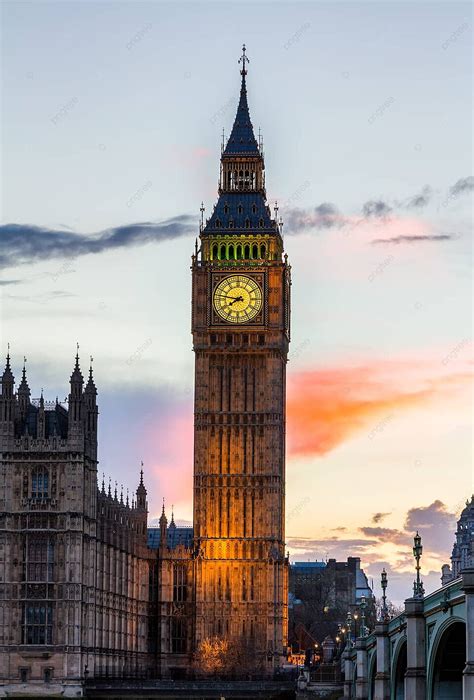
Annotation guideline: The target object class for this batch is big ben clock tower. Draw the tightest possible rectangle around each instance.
[191,46,290,673]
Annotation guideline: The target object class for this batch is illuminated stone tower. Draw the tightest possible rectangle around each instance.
[191,47,290,673]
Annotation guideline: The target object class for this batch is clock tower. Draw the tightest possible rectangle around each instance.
[191,47,290,673]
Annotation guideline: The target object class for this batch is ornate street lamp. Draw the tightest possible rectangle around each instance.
[412,531,425,598]
[346,611,353,647]
[360,595,367,638]
[381,568,388,621]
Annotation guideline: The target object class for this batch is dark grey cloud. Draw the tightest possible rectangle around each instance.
[405,185,433,209]
[371,234,454,245]
[0,279,21,286]
[359,526,410,546]
[449,176,474,197]
[404,500,457,557]
[372,511,391,524]
[0,216,194,269]
[285,202,340,233]
[362,200,392,218]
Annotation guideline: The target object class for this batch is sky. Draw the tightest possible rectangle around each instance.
[0,0,472,604]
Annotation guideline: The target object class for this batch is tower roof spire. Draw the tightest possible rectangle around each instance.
[223,44,259,156]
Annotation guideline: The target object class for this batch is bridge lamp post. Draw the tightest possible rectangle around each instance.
[360,595,367,638]
[353,611,359,637]
[381,568,388,620]
[412,531,425,598]
[346,611,353,647]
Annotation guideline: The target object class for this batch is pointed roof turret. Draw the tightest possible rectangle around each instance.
[2,346,14,382]
[169,504,176,530]
[136,461,148,511]
[70,343,84,385]
[223,45,259,156]
[18,357,29,391]
[84,355,97,395]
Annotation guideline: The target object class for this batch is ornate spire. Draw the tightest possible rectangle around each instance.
[136,461,147,511]
[2,344,14,382]
[223,45,259,156]
[85,355,96,394]
[18,357,30,411]
[70,343,83,385]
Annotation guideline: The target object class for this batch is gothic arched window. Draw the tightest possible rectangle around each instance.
[228,244,234,260]
[259,218,264,228]
[211,243,218,260]
[236,244,242,259]
[31,467,49,500]
[215,219,221,228]
[244,244,250,259]
[245,219,250,229]
[260,243,266,258]
[219,244,226,260]
[252,243,258,258]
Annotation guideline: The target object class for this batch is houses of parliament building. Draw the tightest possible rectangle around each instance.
[0,48,291,696]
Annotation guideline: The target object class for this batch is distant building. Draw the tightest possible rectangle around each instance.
[288,557,373,651]
[442,495,474,585]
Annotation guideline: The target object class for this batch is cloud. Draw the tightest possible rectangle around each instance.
[371,234,454,245]
[359,526,410,546]
[287,358,471,458]
[283,176,469,235]
[0,216,194,269]
[0,279,21,286]
[287,536,378,561]
[449,176,474,197]
[405,185,433,209]
[362,199,392,218]
[372,512,391,524]
[285,203,343,232]
[404,500,457,557]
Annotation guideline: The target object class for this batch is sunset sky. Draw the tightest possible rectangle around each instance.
[1,1,472,603]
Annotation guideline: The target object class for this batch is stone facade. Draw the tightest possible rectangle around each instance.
[441,494,474,585]
[0,52,290,695]
[190,55,290,674]
[0,355,156,696]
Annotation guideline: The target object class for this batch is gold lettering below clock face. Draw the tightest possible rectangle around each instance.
[213,275,263,324]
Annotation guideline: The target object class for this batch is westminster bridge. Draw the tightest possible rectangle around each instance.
[341,568,473,700]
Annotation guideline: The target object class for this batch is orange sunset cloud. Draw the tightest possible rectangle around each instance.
[287,357,472,457]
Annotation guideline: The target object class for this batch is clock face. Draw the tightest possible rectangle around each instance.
[213,275,263,324]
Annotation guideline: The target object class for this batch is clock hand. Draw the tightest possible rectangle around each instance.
[228,296,244,306]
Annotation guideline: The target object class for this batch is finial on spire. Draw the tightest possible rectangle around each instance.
[102,473,105,494]
[22,356,27,378]
[5,343,11,369]
[200,202,205,232]
[108,476,112,497]
[162,496,165,515]
[75,342,80,366]
[239,43,249,76]
[140,461,144,486]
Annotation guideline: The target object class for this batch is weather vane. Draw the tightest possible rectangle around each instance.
[239,44,249,76]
